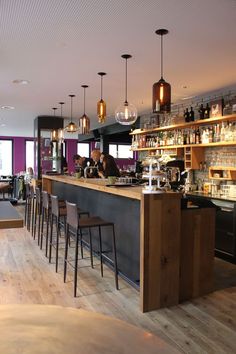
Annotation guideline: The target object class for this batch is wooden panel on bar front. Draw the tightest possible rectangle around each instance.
[180,208,215,302]
[140,192,181,312]
[42,178,52,194]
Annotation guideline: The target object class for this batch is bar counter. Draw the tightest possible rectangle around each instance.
[42,175,184,312]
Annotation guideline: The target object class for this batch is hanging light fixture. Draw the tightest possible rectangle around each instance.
[65,94,78,133]
[97,72,107,123]
[51,107,59,142]
[115,54,137,125]
[58,101,65,142]
[152,29,171,113]
[79,85,90,134]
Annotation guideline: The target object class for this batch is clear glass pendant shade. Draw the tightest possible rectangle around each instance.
[115,101,137,125]
[115,54,137,126]
[79,114,90,134]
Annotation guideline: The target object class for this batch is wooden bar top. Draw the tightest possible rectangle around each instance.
[42,175,181,201]
[0,201,23,229]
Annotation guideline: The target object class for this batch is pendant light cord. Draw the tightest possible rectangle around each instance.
[70,96,73,122]
[83,88,86,115]
[101,76,103,100]
[160,34,163,79]
[125,58,128,104]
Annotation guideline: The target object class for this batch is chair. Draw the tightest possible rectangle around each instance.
[64,201,118,297]
[40,191,51,257]
[49,195,90,273]
[33,187,42,244]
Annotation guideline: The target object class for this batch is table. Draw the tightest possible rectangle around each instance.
[0,304,180,354]
[0,201,23,229]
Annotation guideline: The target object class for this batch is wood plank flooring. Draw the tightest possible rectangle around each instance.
[0,204,236,353]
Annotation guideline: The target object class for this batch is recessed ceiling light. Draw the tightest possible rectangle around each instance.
[182,85,188,89]
[0,123,6,127]
[181,96,194,100]
[12,79,30,84]
[1,105,15,110]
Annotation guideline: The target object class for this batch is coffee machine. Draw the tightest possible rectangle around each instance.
[165,160,187,191]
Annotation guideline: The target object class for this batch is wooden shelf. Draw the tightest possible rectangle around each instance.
[209,166,236,180]
[130,114,236,135]
[131,141,236,151]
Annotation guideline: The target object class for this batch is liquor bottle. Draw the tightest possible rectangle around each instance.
[189,107,195,121]
[195,128,201,144]
[204,103,210,119]
[198,104,205,119]
[184,108,190,122]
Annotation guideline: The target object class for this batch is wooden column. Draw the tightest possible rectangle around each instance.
[140,192,181,312]
[179,208,215,302]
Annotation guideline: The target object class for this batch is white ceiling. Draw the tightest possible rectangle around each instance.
[0,0,235,137]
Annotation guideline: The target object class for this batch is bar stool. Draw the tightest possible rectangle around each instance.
[33,187,42,244]
[24,183,34,231]
[49,195,90,273]
[40,191,51,257]
[64,201,119,297]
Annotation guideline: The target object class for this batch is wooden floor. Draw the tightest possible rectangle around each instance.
[0,205,236,353]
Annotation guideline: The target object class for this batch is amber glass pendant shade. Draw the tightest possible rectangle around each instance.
[50,107,59,142]
[152,78,171,113]
[97,72,107,123]
[152,29,171,113]
[115,54,138,126]
[58,102,65,143]
[65,95,78,133]
[79,85,90,134]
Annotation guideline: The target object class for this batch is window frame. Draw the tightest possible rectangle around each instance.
[0,138,14,175]
[25,139,35,172]
[108,143,133,159]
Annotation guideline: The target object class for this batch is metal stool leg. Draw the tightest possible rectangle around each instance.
[98,226,103,277]
[112,224,119,290]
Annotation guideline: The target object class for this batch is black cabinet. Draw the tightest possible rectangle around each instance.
[214,201,236,263]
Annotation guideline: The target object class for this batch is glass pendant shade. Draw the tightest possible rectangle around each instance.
[115,101,137,125]
[51,129,59,142]
[65,94,78,133]
[79,85,90,134]
[58,102,65,143]
[152,78,171,113]
[97,99,106,123]
[51,107,59,142]
[152,29,171,113]
[79,114,90,134]
[97,72,107,123]
[115,54,138,126]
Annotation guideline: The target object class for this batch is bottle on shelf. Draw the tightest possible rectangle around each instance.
[184,108,190,122]
[189,106,195,121]
[204,103,210,119]
[195,127,201,144]
[198,104,205,119]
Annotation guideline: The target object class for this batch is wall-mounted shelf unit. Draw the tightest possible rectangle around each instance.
[209,166,236,180]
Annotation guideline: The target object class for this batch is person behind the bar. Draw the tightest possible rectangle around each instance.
[90,150,103,177]
[98,154,120,178]
[73,154,93,176]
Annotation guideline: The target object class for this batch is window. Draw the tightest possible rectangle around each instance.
[109,144,133,159]
[77,143,90,158]
[25,140,34,171]
[0,140,13,175]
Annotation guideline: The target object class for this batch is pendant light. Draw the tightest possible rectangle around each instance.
[65,94,78,133]
[51,107,59,142]
[115,54,137,126]
[97,72,107,124]
[152,29,171,113]
[79,85,90,134]
[58,101,65,143]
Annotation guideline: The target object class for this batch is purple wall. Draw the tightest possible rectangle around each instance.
[0,136,137,175]
[0,136,33,174]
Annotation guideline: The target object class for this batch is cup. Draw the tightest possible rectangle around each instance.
[108,176,116,185]
[75,172,81,179]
